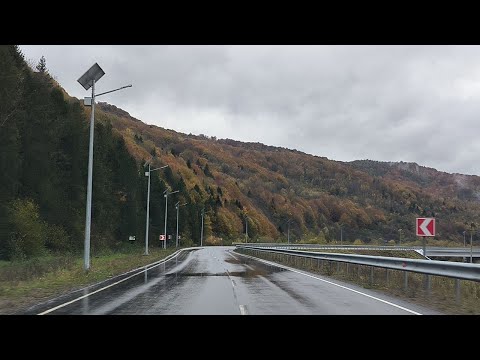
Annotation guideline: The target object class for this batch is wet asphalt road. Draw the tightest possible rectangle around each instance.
[29,246,440,315]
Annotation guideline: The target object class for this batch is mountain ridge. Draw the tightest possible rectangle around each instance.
[95,100,480,244]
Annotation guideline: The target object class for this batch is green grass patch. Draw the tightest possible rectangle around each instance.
[0,246,179,314]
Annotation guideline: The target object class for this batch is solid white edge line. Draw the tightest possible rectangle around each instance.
[37,249,192,315]
[235,251,422,315]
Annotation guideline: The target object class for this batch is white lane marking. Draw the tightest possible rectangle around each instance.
[239,305,248,315]
[38,251,183,315]
[235,252,422,315]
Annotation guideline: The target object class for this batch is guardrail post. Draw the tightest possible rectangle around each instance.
[346,263,349,276]
[385,268,389,286]
[455,279,461,304]
[337,262,340,273]
[404,271,408,292]
[425,274,431,296]
[370,266,374,286]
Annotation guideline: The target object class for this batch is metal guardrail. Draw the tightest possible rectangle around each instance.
[238,243,480,258]
[250,244,418,251]
[235,245,480,282]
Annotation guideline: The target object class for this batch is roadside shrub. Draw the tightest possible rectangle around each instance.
[44,223,70,252]
[7,199,46,259]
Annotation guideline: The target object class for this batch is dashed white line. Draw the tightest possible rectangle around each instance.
[239,305,248,315]
[235,252,422,315]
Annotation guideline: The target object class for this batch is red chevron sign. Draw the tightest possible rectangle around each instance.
[416,218,435,237]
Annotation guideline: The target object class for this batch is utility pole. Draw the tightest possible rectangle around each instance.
[287,220,290,244]
[175,202,187,248]
[163,189,179,249]
[144,164,168,255]
[77,63,131,271]
[200,208,204,247]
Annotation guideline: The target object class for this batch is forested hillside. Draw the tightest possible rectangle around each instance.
[0,46,142,259]
[1,45,480,261]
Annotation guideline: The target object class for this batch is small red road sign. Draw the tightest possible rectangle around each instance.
[416,218,435,237]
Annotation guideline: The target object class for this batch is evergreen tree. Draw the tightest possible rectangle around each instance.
[36,56,47,73]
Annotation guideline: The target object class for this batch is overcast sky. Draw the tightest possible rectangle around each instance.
[19,45,480,176]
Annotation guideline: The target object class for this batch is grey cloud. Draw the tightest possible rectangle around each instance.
[19,45,480,175]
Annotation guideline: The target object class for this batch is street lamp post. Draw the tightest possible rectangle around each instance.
[470,230,474,264]
[164,189,179,249]
[244,215,249,243]
[200,208,205,247]
[398,229,403,246]
[340,226,343,245]
[144,164,168,255]
[175,202,188,248]
[287,219,291,244]
[77,63,131,271]
[463,230,466,248]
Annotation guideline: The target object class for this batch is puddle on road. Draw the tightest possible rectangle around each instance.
[165,268,269,278]
[227,252,288,274]
[225,258,241,265]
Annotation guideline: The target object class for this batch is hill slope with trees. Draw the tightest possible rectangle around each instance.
[1,45,479,261]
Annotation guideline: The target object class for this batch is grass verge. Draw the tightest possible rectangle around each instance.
[0,246,178,314]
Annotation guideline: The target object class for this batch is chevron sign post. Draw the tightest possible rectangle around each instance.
[416,218,435,237]
[417,217,435,259]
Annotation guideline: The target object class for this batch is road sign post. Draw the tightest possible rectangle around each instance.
[416,218,435,258]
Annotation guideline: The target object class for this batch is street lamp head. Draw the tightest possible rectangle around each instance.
[77,63,105,91]
[151,165,169,172]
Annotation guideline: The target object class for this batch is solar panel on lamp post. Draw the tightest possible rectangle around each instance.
[77,63,131,271]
